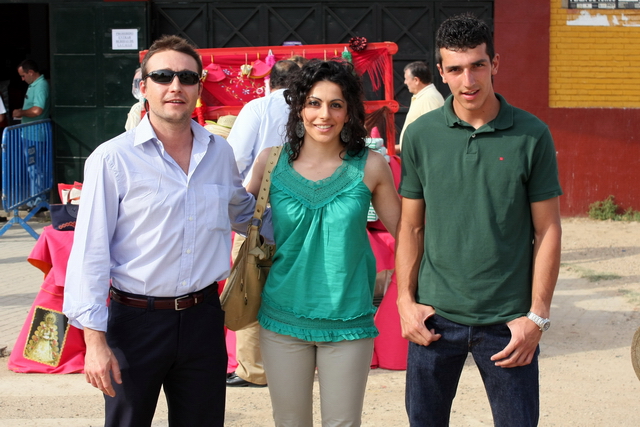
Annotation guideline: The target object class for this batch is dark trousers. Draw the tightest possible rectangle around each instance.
[406,314,540,427]
[104,291,227,427]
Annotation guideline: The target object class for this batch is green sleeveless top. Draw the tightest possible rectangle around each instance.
[257,144,378,342]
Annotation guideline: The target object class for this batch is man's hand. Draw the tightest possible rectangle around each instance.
[83,328,122,397]
[490,316,541,368]
[397,300,441,346]
[12,109,23,119]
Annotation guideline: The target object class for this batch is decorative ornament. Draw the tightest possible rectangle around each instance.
[266,49,276,68]
[340,125,351,143]
[341,46,352,63]
[349,36,368,52]
[195,98,206,126]
[240,63,253,77]
[296,121,306,138]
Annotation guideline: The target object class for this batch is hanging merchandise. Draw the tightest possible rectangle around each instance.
[342,46,352,63]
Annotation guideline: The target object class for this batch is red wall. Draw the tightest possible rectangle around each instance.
[494,0,640,216]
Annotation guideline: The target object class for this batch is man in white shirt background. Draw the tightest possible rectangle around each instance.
[225,59,300,388]
[63,35,268,426]
[396,61,445,153]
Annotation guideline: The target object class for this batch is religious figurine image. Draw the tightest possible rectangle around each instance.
[24,308,66,367]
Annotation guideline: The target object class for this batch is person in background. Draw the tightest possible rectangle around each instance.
[12,59,49,123]
[124,68,144,131]
[0,96,6,124]
[247,59,400,426]
[225,59,301,388]
[396,13,562,426]
[63,35,269,427]
[288,55,309,68]
[396,61,444,153]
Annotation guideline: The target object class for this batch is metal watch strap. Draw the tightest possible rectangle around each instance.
[527,311,550,331]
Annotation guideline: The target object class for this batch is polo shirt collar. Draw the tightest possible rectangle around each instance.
[413,84,433,100]
[443,92,513,132]
[29,75,45,88]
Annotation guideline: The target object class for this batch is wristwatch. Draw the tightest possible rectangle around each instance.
[526,311,551,332]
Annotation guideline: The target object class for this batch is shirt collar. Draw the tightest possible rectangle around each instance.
[413,83,433,99]
[442,92,513,132]
[133,114,215,149]
[29,75,45,88]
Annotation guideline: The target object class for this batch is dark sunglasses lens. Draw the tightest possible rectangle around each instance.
[148,71,174,83]
[177,72,200,85]
[147,70,200,85]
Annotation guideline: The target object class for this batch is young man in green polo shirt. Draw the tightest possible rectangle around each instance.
[396,13,562,427]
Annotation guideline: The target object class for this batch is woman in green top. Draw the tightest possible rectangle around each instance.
[247,59,400,426]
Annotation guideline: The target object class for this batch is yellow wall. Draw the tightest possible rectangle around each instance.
[550,1,640,108]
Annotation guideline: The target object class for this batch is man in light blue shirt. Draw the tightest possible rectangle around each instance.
[63,35,269,426]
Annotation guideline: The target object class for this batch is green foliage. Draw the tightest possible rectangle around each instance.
[588,195,640,221]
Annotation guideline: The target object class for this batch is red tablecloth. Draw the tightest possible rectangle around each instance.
[8,226,86,374]
[369,229,408,370]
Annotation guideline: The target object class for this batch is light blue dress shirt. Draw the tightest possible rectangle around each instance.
[63,115,271,331]
[226,88,290,185]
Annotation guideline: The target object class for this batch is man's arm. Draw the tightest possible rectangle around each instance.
[83,328,122,397]
[12,105,43,119]
[492,196,562,367]
[396,197,442,346]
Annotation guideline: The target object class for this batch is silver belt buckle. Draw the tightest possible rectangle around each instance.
[174,295,189,310]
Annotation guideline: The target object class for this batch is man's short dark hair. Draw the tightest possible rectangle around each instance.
[18,59,39,73]
[269,60,301,90]
[435,13,494,65]
[141,35,202,79]
[404,61,432,85]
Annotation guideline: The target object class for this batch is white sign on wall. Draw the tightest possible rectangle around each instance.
[112,29,138,50]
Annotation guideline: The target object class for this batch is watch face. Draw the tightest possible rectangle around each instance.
[541,321,551,332]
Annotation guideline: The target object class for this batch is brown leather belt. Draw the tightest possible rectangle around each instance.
[109,283,217,311]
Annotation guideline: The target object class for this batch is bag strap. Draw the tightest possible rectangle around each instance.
[253,145,283,221]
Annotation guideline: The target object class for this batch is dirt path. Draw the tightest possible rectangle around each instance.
[1,217,639,426]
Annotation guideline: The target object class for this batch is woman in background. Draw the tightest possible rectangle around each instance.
[247,59,400,427]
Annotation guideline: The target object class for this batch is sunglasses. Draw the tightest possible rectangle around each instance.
[144,69,201,85]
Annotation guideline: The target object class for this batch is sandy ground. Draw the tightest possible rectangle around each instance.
[1,217,639,426]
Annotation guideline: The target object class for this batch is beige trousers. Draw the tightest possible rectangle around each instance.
[231,234,267,385]
[260,328,374,427]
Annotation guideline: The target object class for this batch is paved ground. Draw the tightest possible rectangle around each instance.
[1,217,639,426]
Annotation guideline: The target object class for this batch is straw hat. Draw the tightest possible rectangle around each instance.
[632,326,640,381]
[204,115,237,139]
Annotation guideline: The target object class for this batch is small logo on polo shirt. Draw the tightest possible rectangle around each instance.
[499,157,504,161]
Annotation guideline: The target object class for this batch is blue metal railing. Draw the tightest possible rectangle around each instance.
[1,119,53,239]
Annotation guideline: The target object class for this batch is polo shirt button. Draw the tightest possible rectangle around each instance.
[471,134,476,138]
[186,249,192,254]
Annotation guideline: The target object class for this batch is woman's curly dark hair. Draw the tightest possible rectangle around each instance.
[284,59,367,161]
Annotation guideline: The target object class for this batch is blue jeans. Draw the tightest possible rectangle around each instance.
[406,314,539,427]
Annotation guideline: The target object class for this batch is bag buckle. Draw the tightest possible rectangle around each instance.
[174,295,190,310]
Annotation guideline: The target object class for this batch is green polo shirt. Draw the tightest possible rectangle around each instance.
[22,75,50,124]
[399,93,562,326]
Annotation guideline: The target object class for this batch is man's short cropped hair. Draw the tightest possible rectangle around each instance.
[18,59,39,73]
[141,35,202,79]
[435,13,494,65]
[404,61,432,85]
[269,60,300,90]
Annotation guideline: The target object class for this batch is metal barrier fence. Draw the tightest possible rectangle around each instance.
[1,119,53,239]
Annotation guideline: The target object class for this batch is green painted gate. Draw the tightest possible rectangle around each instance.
[49,1,148,184]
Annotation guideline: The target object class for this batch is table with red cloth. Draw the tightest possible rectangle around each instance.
[8,226,86,374]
